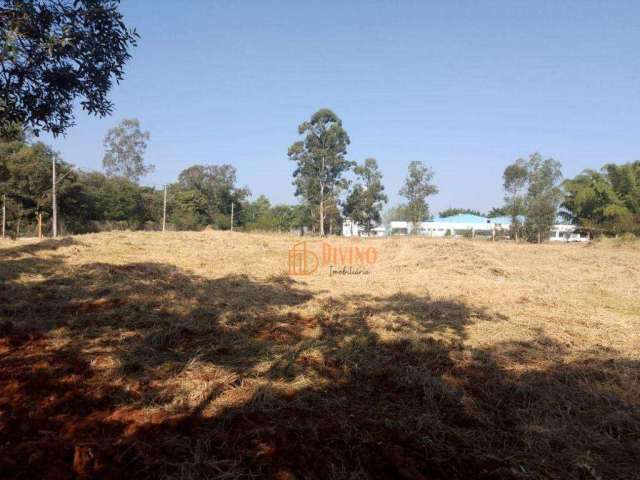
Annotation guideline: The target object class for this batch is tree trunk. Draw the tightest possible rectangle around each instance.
[319,154,326,237]
[52,156,57,238]
[319,192,324,236]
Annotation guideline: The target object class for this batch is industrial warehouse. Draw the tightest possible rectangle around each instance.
[343,213,590,242]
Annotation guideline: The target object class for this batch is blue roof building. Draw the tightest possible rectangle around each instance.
[431,214,491,224]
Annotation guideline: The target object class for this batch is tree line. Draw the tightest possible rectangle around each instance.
[499,153,640,239]
[0,110,437,237]
[0,120,306,236]
[1,111,639,239]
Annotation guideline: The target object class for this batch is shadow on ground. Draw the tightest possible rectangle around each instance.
[0,240,638,479]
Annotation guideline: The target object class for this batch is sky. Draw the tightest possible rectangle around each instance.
[43,0,640,215]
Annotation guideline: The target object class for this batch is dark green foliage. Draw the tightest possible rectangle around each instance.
[524,153,563,240]
[289,108,352,236]
[344,158,387,232]
[242,196,308,232]
[78,171,154,229]
[501,153,563,241]
[562,161,640,235]
[487,206,508,217]
[438,208,483,218]
[0,137,81,234]
[167,187,209,230]
[0,0,138,136]
[172,164,250,230]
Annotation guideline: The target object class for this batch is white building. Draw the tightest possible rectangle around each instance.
[388,214,588,241]
[342,219,386,237]
[391,214,498,237]
[549,224,590,242]
[348,213,588,241]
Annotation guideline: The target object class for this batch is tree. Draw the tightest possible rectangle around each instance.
[0,137,79,235]
[487,206,508,217]
[562,162,640,236]
[603,162,640,216]
[102,118,152,182]
[0,0,138,136]
[271,204,304,232]
[439,208,483,218]
[79,171,147,228]
[323,190,344,235]
[382,204,412,224]
[243,195,274,230]
[524,153,563,242]
[168,187,209,230]
[176,164,250,228]
[502,159,528,239]
[343,158,387,233]
[289,108,351,236]
[399,161,438,227]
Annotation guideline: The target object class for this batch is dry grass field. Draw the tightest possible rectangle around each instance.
[1,231,639,480]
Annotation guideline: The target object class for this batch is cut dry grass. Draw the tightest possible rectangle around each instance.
[0,231,639,479]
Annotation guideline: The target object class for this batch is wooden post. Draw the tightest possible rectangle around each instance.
[38,212,43,239]
[162,185,167,232]
[230,202,234,231]
[52,156,57,238]
[1,194,5,239]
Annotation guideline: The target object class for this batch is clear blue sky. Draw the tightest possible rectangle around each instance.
[44,0,640,215]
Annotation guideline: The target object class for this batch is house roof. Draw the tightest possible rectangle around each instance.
[431,214,490,224]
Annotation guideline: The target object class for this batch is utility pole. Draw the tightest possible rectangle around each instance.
[230,202,234,231]
[2,194,5,239]
[162,185,167,232]
[38,212,43,238]
[52,156,57,238]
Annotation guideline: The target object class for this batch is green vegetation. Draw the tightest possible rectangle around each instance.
[102,118,153,182]
[1,103,639,238]
[0,130,308,235]
[289,108,352,236]
[399,160,438,226]
[0,134,82,235]
[0,0,137,136]
[438,208,483,218]
[562,161,640,235]
[501,153,564,241]
[344,158,388,234]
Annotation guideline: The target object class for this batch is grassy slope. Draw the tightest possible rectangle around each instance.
[1,231,639,479]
